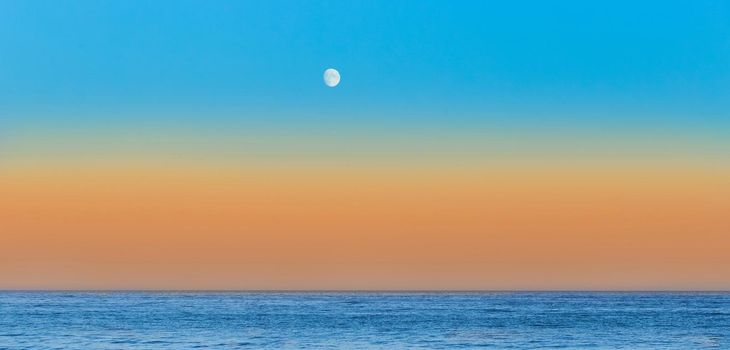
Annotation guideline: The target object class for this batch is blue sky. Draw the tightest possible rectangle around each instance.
[1,0,728,129]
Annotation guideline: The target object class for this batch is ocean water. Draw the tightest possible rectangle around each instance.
[0,292,728,349]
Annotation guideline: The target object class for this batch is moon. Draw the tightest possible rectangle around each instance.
[323,68,340,87]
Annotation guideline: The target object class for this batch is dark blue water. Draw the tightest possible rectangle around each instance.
[1,292,728,349]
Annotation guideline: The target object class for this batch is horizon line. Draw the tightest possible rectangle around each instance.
[2,289,729,293]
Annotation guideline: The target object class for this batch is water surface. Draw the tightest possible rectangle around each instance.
[1,292,728,349]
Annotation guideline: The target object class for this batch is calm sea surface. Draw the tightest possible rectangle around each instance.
[1,292,728,349]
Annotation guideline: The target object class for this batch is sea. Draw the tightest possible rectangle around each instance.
[1,292,728,349]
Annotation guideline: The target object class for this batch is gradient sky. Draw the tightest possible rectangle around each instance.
[1,0,729,290]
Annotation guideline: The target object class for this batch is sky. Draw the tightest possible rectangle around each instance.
[1,0,729,290]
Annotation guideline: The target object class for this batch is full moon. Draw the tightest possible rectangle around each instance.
[323,68,340,87]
